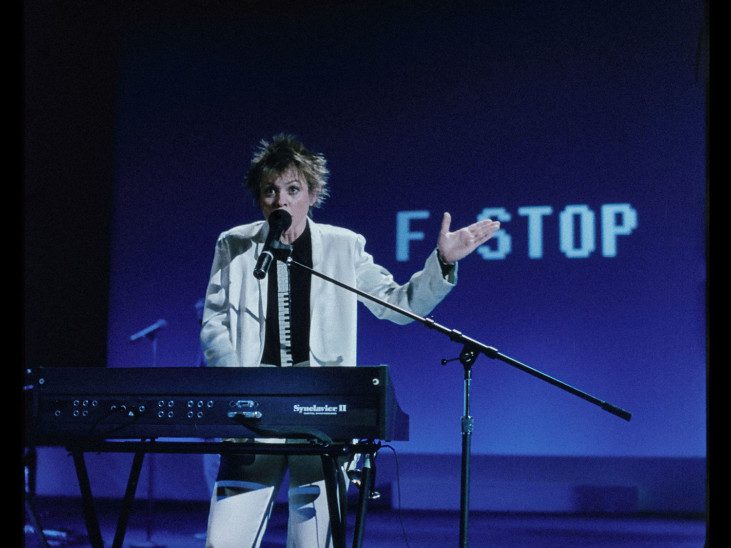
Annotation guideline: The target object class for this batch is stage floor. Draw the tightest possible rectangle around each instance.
[24,497,706,547]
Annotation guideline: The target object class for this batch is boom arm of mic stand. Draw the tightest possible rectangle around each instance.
[286,257,631,422]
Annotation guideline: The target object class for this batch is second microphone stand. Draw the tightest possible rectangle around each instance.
[130,327,166,548]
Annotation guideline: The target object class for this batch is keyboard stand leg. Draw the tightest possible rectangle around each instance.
[24,446,50,548]
[70,449,105,548]
[112,450,146,548]
[321,453,347,548]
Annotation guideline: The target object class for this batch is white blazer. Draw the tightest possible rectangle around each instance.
[200,218,457,368]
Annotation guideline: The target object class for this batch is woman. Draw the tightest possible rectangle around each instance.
[201,134,500,547]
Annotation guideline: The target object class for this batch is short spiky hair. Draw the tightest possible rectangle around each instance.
[244,133,330,208]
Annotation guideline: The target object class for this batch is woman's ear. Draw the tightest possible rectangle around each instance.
[309,189,319,207]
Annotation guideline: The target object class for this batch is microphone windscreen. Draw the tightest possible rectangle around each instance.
[268,209,292,231]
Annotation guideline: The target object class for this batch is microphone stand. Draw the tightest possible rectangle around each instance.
[276,251,631,547]
[130,326,166,548]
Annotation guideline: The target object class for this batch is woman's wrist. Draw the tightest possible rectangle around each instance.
[436,248,455,277]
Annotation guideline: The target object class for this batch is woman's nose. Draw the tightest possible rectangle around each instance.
[273,192,287,207]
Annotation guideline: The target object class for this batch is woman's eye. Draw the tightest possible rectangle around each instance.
[288,186,300,195]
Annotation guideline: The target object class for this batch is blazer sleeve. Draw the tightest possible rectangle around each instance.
[353,233,457,325]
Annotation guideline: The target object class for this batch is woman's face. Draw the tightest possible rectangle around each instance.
[258,167,317,243]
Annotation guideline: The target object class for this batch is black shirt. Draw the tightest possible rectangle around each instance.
[261,221,313,366]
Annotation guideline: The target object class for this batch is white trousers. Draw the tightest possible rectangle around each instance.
[205,449,355,548]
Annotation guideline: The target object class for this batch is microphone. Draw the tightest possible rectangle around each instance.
[253,209,292,279]
[129,319,168,342]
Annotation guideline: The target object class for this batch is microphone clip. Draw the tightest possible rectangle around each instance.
[269,239,293,262]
